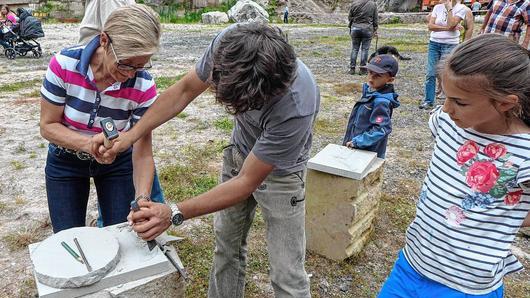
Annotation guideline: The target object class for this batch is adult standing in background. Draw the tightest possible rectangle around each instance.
[480,0,530,49]
[79,0,135,45]
[283,0,289,23]
[418,0,469,110]
[348,0,378,75]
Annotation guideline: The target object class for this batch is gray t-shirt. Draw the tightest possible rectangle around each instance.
[195,25,320,176]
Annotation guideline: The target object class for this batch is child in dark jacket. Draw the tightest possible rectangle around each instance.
[342,54,400,158]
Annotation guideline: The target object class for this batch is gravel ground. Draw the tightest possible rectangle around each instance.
[0,23,528,297]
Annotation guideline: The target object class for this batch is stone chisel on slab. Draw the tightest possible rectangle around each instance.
[61,241,84,264]
[100,117,119,149]
[130,199,157,251]
[74,237,93,272]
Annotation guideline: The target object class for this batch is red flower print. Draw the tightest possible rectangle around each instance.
[445,206,466,227]
[505,190,523,206]
[456,140,479,165]
[465,161,500,193]
[484,143,507,160]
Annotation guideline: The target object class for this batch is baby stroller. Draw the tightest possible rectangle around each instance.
[1,8,44,59]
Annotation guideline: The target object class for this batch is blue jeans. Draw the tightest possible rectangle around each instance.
[424,41,457,104]
[378,250,504,298]
[350,26,373,70]
[95,170,165,228]
[45,144,135,233]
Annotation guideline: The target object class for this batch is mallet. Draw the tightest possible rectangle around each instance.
[100,117,119,149]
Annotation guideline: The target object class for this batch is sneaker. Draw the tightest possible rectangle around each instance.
[418,102,434,109]
[347,69,355,75]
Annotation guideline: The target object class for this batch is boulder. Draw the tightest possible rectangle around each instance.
[228,0,269,23]
[201,11,229,24]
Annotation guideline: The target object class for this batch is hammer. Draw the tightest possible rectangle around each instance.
[99,117,119,149]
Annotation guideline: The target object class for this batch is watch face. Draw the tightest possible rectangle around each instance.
[172,213,184,226]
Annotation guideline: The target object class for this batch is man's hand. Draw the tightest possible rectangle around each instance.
[346,141,355,148]
[128,200,172,241]
[88,133,116,164]
[90,131,134,162]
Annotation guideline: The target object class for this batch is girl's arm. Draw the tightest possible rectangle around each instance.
[463,10,474,41]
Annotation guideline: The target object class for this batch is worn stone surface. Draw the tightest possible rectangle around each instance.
[308,144,378,180]
[32,227,120,289]
[306,159,384,261]
[228,0,269,23]
[201,11,229,24]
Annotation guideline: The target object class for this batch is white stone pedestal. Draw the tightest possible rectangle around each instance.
[306,144,384,261]
[29,223,185,298]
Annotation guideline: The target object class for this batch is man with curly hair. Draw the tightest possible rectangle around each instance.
[93,22,320,297]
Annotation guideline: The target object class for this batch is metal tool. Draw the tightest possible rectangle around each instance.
[61,241,84,264]
[100,117,119,149]
[73,238,93,272]
[156,241,187,280]
[130,199,157,251]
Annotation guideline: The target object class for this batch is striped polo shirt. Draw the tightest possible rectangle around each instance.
[404,107,530,295]
[40,37,157,135]
[485,0,530,39]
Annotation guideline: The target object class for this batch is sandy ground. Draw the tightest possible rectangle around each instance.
[0,23,528,297]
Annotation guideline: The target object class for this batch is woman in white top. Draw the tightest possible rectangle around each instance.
[419,0,472,110]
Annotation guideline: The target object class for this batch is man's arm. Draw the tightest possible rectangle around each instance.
[372,4,379,33]
[480,10,492,33]
[93,68,209,158]
[132,132,155,198]
[129,152,274,240]
[522,25,530,49]
[463,10,474,41]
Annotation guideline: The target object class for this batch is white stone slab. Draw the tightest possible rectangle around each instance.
[307,144,377,180]
[32,227,120,288]
[29,223,173,298]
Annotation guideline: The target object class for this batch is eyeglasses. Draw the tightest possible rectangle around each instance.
[105,32,152,72]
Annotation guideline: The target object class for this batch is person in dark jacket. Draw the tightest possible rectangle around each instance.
[343,54,400,158]
[348,0,378,75]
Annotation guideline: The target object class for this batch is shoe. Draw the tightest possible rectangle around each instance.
[418,102,434,109]
[347,69,355,75]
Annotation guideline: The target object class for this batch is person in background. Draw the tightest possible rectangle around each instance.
[40,4,161,232]
[343,54,400,158]
[379,33,530,298]
[480,0,530,49]
[472,0,482,16]
[348,0,378,75]
[419,0,468,110]
[283,0,289,23]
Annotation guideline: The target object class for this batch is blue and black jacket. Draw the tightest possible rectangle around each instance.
[342,83,400,158]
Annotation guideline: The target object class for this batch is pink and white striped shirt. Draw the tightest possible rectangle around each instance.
[40,37,157,135]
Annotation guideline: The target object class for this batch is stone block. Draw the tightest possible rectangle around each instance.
[306,157,384,261]
[308,144,378,180]
[201,11,229,24]
[227,0,269,23]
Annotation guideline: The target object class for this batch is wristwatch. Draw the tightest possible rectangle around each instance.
[169,203,184,226]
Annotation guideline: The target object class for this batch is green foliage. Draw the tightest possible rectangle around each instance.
[267,0,278,21]
[387,16,402,24]
[11,161,26,170]
[213,116,234,133]
[154,74,185,91]
[158,1,237,24]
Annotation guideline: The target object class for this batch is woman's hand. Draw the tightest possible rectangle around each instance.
[90,132,134,163]
[89,133,117,164]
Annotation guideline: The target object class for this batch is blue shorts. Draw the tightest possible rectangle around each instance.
[378,250,504,298]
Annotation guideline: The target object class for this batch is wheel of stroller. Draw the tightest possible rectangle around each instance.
[20,51,28,57]
[32,49,42,58]
[5,48,16,60]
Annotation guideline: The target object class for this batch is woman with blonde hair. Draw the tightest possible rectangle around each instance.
[40,4,162,232]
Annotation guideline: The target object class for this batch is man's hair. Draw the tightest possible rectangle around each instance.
[211,23,297,114]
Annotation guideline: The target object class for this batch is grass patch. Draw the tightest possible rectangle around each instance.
[38,143,46,148]
[29,151,37,159]
[177,112,189,119]
[0,201,7,213]
[176,222,215,297]
[3,221,50,251]
[11,161,26,170]
[377,37,428,53]
[333,82,362,96]
[380,180,419,232]
[2,79,42,92]
[22,89,41,98]
[15,142,26,154]
[314,117,346,135]
[155,74,185,91]
[213,116,234,133]
[160,141,227,202]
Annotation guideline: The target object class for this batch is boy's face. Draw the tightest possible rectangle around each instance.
[367,70,394,90]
